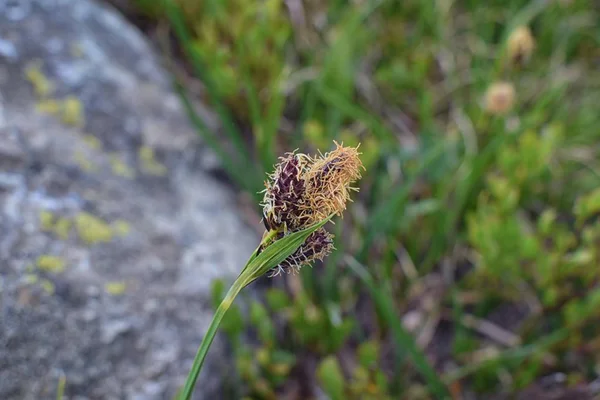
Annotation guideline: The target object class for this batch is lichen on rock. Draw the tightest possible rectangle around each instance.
[0,1,256,399]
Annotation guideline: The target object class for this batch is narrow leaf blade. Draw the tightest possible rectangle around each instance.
[242,217,333,285]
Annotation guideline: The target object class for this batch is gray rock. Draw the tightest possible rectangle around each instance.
[0,0,257,399]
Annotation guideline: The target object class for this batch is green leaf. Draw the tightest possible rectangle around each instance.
[575,187,600,222]
[221,304,244,338]
[250,300,269,325]
[270,349,296,366]
[210,279,226,309]
[317,356,346,400]
[269,349,297,384]
[357,340,380,368]
[240,216,333,286]
[250,301,275,344]
[329,317,355,352]
[266,288,291,311]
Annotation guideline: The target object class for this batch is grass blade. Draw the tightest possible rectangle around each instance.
[443,329,568,383]
[423,133,507,271]
[260,73,286,169]
[316,84,396,144]
[243,217,333,283]
[346,256,450,399]
[173,80,251,191]
[56,374,66,400]
[357,141,448,263]
[178,274,246,400]
[165,1,256,180]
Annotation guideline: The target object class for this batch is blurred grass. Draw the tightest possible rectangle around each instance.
[126,0,600,398]
[347,256,450,398]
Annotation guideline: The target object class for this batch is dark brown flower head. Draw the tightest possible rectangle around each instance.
[262,152,309,231]
[262,142,363,274]
[271,228,334,276]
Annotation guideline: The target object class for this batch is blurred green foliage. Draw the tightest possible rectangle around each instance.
[132,0,600,397]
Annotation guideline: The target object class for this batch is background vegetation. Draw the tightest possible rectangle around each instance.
[121,0,599,398]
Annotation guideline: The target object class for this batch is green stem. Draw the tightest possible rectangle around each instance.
[178,221,330,399]
[263,229,278,244]
[56,374,66,400]
[179,275,248,400]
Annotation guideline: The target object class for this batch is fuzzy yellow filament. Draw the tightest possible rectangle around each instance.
[300,142,363,225]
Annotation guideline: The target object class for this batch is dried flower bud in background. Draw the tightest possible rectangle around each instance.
[484,82,515,115]
[506,26,535,65]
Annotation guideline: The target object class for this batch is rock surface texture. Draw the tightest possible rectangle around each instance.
[0,0,256,398]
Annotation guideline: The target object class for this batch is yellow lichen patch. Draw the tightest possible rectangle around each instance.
[24,273,39,284]
[74,150,97,172]
[83,135,103,150]
[54,217,72,240]
[112,220,131,237]
[40,211,72,239]
[36,97,85,127]
[24,274,55,295]
[33,94,85,128]
[36,99,62,115]
[26,61,85,128]
[70,42,84,58]
[139,146,167,176]
[104,281,127,295]
[62,96,85,127]
[39,210,55,231]
[75,212,114,245]
[42,211,127,244]
[37,255,66,273]
[25,61,54,97]
[110,154,136,178]
[40,279,55,295]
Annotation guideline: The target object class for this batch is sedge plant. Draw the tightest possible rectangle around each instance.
[179,142,363,400]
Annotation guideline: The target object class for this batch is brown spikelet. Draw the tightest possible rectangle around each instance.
[299,142,363,225]
[262,152,310,231]
[271,228,334,276]
[261,142,363,274]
